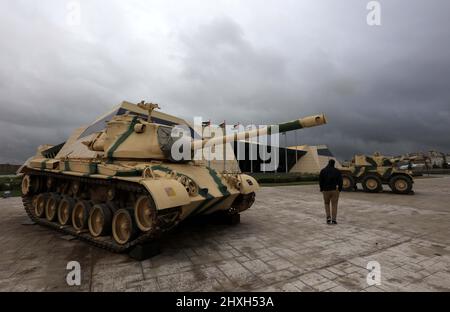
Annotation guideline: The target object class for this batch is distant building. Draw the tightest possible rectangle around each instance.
[229,143,338,174]
[428,150,446,168]
[399,150,448,169]
[0,164,21,175]
[289,145,341,174]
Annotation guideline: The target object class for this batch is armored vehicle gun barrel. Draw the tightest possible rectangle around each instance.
[192,113,327,151]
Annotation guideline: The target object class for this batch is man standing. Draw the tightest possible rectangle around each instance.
[319,159,343,225]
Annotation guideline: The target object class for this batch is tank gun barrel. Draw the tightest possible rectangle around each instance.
[192,113,327,150]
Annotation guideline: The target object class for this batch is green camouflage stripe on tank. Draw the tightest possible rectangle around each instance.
[40,160,48,170]
[277,120,304,133]
[189,194,216,216]
[197,195,231,216]
[64,160,70,171]
[151,165,172,174]
[206,167,230,196]
[89,163,98,174]
[198,188,209,198]
[107,116,139,162]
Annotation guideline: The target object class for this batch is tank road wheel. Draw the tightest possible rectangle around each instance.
[362,175,383,193]
[342,174,355,192]
[32,195,39,211]
[134,195,157,232]
[58,196,76,225]
[22,175,40,196]
[72,200,92,231]
[112,209,137,245]
[45,193,61,222]
[389,175,413,194]
[88,204,113,237]
[34,193,50,218]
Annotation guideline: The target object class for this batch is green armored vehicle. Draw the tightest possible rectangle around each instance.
[18,101,327,252]
[339,154,414,194]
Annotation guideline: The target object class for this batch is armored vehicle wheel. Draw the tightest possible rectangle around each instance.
[134,195,157,232]
[88,204,113,237]
[21,175,31,195]
[22,175,32,195]
[112,209,137,245]
[22,175,40,196]
[45,193,61,222]
[35,193,50,218]
[389,175,413,194]
[362,175,382,193]
[32,195,39,211]
[58,196,76,225]
[72,200,92,231]
[342,174,355,191]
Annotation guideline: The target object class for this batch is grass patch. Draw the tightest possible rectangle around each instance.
[261,181,318,187]
[0,175,22,198]
[247,172,319,184]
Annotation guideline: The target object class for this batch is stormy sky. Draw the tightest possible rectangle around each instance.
[1,0,449,163]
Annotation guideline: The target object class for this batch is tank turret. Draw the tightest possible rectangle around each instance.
[82,104,327,162]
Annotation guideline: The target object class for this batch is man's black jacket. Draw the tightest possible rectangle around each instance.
[319,165,343,192]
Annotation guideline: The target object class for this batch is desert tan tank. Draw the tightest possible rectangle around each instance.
[339,153,414,194]
[18,101,327,253]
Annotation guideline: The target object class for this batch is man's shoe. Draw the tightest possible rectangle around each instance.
[331,220,338,225]
[327,218,332,225]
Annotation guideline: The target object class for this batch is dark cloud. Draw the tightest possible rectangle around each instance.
[1,0,449,163]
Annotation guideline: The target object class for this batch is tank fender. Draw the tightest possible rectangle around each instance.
[239,174,259,195]
[140,179,190,210]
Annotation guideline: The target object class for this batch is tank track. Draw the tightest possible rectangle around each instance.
[22,169,180,253]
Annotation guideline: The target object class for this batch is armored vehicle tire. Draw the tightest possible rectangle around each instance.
[389,175,413,194]
[88,204,113,237]
[45,193,61,222]
[22,175,40,196]
[362,175,383,193]
[112,209,137,245]
[72,200,92,231]
[35,193,50,218]
[134,195,157,232]
[342,174,356,191]
[58,196,76,225]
